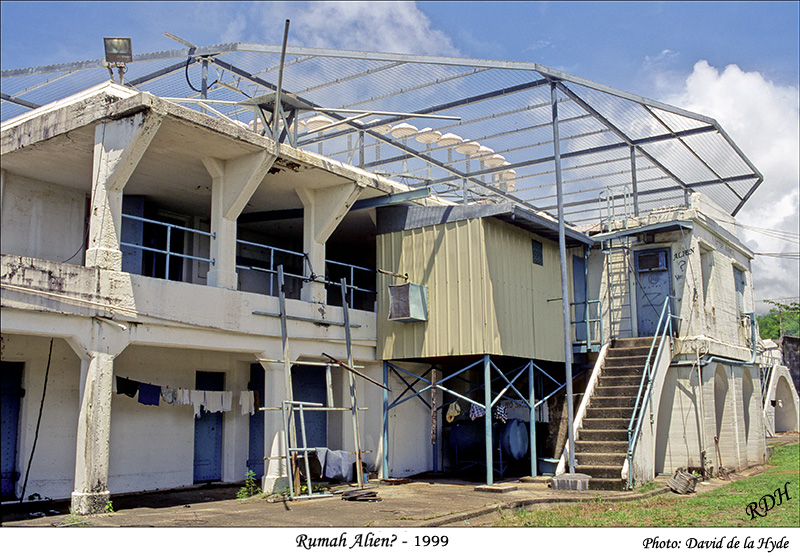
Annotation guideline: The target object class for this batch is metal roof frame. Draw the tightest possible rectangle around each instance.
[1,41,763,225]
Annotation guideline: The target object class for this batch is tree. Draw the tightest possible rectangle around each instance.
[757,300,800,339]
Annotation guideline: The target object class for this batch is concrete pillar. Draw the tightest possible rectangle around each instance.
[258,356,289,494]
[85,111,163,271]
[68,319,129,515]
[296,183,361,304]
[202,151,276,290]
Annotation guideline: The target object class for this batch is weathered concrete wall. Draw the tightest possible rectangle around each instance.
[1,173,86,264]
[1,335,80,500]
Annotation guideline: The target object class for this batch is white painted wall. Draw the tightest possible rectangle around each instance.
[2,335,80,501]
[1,173,86,264]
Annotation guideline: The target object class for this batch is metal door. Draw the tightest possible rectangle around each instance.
[1,363,24,500]
[573,255,588,343]
[291,366,327,448]
[193,371,224,483]
[247,364,265,478]
[635,249,672,337]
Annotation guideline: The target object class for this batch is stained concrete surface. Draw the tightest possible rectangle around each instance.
[3,434,796,528]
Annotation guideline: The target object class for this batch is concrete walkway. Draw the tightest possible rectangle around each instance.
[3,434,795,528]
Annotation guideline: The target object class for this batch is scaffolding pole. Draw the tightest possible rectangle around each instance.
[341,278,365,488]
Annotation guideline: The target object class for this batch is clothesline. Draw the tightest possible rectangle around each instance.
[114,375,256,417]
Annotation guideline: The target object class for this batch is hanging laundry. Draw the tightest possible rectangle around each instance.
[138,383,161,406]
[204,390,224,413]
[240,390,255,415]
[178,388,191,406]
[160,386,177,404]
[469,403,485,420]
[445,401,462,423]
[116,376,140,398]
[493,403,508,423]
[221,391,233,412]
[190,390,205,418]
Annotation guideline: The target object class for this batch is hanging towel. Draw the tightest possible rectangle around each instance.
[116,376,140,398]
[221,391,233,412]
[204,391,223,413]
[178,388,191,406]
[445,401,462,423]
[240,390,255,415]
[161,386,177,404]
[190,390,206,418]
[138,383,161,406]
[493,404,508,423]
[469,403,485,420]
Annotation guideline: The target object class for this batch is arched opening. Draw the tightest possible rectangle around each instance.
[775,376,798,432]
[742,370,753,443]
[714,365,728,440]
[713,364,736,470]
[655,367,678,474]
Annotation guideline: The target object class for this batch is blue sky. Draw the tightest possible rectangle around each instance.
[1,1,798,305]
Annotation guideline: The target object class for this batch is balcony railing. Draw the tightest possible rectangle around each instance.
[121,213,375,308]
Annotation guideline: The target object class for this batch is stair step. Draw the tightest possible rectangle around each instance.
[612,337,657,349]
[597,375,642,387]
[594,385,641,397]
[579,429,629,442]
[575,440,628,453]
[589,478,627,491]
[582,418,630,430]
[585,407,635,419]
[590,396,636,408]
[575,465,623,479]
[604,355,649,367]
[601,365,646,377]
[575,452,627,466]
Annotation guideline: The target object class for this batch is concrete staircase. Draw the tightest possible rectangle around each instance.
[575,337,657,490]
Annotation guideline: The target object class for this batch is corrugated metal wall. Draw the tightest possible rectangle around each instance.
[377,217,576,362]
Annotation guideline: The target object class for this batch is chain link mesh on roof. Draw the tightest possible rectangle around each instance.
[1,42,762,225]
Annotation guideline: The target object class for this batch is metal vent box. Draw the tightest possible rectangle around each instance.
[388,283,428,322]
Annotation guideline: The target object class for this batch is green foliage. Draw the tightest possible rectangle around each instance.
[757,300,800,339]
[237,470,262,499]
[105,500,115,513]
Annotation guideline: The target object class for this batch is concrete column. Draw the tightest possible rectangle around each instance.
[258,356,290,494]
[85,111,163,271]
[68,319,129,515]
[202,152,276,290]
[296,183,361,304]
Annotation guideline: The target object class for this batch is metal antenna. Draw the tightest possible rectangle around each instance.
[273,19,291,155]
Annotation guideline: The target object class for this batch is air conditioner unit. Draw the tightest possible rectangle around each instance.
[388,283,428,322]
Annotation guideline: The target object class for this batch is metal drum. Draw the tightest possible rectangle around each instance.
[499,419,529,460]
[449,419,529,460]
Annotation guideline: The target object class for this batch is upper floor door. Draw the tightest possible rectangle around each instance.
[635,249,672,337]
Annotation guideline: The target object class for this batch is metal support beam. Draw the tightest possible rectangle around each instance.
[484,354,493,485]
[529,361,537,477]
[382,361,389,479]
[341,279,364,488]
[630,146,640,217]
[551,82,576,474]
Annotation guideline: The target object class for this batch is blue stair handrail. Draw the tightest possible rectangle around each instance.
[626,296,675,489]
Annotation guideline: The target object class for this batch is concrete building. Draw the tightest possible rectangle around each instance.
[0,42,777,511]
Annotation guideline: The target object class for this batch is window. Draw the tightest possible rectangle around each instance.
[531,240,543,266]
[700,246,714,303]
[733,266,746,316]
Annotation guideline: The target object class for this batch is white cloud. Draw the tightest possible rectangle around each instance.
[288,1,459,55]
[663,61,800,310]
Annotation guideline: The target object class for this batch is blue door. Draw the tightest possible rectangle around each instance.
[193,371,224,483]
[635,249,672,337]
[573,255,588,343]
[247,364,265,478]
[291,366,327,448]
[1,363,24,500]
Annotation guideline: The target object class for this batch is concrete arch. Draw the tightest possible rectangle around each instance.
[742,369,754,443]
[774,375,799,433]
[713,364,736,471]
[654,367,678,475]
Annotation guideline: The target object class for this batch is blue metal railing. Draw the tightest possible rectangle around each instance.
[121,213,375,302]
[120,214,215,279]
[626,296,675,489]
[570,299,603,352]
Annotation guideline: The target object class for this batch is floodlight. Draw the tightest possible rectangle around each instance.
[104,37,133,64]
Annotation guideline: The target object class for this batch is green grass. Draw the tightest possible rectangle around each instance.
[495,441,800,527]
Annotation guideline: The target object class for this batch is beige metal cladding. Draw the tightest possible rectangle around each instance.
[377,217,569,361]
